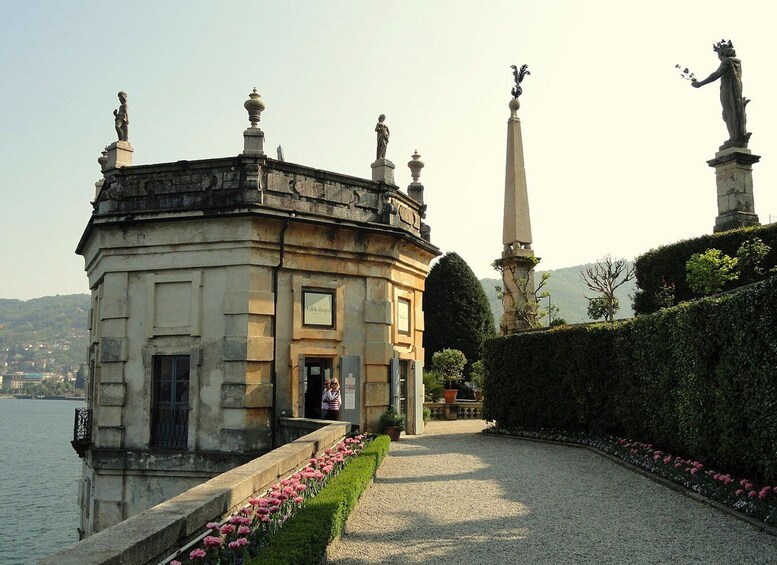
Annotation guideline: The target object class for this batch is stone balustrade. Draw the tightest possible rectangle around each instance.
[424,401,484,421]
[42,421,350,565]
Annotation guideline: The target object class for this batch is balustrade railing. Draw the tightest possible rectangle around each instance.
[424,401,483,421]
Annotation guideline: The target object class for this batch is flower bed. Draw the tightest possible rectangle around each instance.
[484,427,777,528]
[165,433,378,565]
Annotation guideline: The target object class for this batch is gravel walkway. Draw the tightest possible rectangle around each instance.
[329,420,777,565]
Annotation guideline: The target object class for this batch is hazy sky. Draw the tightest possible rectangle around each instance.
[3,1,777,300]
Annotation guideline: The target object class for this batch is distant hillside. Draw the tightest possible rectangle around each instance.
[0,294,90,366]
[481,261,636,326]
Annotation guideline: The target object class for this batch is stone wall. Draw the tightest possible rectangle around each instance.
[46,422,350,565]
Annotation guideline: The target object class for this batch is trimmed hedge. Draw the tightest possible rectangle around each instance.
[483,276,777,483]
[247,435,390,565]
[633,223,777,314]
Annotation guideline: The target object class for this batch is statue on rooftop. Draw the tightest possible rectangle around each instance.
[375,114,389,160]
[692,40,751,148]
[511,64,530,99]
[113,91,129,142]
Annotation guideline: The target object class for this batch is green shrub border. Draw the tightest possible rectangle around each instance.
[633,223,777,314]
[483,276,777,484]
[246,434,391,565]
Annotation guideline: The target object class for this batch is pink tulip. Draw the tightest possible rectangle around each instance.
[238,525,251,535]
[204,535,223,547]
[190,548,207,559]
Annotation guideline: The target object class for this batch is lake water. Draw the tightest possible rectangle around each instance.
[0,398,84,564]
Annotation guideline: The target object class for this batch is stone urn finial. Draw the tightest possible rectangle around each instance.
[408,150,424,183]
[244,87,265,128]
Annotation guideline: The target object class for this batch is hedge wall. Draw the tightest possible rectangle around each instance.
[483,276,777,483]
[633,223,777,314]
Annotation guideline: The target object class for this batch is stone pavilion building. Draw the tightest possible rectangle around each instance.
[73,89,438,536]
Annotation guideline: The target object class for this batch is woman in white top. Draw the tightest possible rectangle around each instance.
[324,378,341,420]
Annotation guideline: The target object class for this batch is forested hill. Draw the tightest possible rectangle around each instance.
[480,261,636,325]
[0,294,90,366]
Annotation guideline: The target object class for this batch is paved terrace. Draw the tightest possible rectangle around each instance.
[329,420,777,565]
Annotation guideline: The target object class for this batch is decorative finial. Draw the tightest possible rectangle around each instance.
[408,150,424,183]
[244,87,266,128]
[511,64,530,99]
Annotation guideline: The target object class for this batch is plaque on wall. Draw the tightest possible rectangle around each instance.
[397,298,411,335]
[303,290,334,328]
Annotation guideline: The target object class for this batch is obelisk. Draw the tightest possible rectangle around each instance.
[494,65,539,335]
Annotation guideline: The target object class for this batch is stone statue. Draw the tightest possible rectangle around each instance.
[511,64,530,99]
[375,114,389,160]
[692,40,750,148]
[113,91,129,142]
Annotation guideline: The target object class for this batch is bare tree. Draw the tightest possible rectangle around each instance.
[580,255,635,322]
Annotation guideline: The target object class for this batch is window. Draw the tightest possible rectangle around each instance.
[151,356,190,449]
[302,289,335,328]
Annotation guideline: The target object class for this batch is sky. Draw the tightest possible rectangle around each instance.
[3,1,777,300]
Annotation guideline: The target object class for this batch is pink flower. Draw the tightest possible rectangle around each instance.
[662,455,673,465]
[249,497,263,506]
[206,522,220,529]
[171,561,182,565]
[190,548,207,559]
[735,489,744,496]
[773,486,777,494]
[690,468,698,475]
[237,537,248,546]
[229,541,241,550]
[748,490,758,498]
[295,484,306,492]
[238,525,251,535]
[324,448,333,455]
[220,524,235,535]
[204,535,223,547]
[724,477,733,485]
[294,496,304,504]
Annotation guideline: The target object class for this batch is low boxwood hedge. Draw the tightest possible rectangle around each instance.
[246,434,390,565]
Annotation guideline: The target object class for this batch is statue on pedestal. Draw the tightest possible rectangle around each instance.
[375,114,389,160]
[691,40,750,149]
[113,91,129,142]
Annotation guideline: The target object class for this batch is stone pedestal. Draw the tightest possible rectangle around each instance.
[371,159,395,185]
[105,141,133,170]
[494,247,538,335]
[243,128,265,155]
[707,146,760,233]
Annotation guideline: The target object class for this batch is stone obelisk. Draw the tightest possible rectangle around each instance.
[494,65,539,335]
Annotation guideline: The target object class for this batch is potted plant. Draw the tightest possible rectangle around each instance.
[379,406,406,441]
[431,349,467,404]
[470,359,485,401]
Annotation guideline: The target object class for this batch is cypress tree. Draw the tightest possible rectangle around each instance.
[422,252,496,370]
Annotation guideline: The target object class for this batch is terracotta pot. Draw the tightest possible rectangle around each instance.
[384,426,401,441]
[443,389,458,404]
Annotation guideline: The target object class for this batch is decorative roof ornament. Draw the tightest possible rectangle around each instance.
[510,64,530,99]
[408,150,424,183]
[244,88,265,128]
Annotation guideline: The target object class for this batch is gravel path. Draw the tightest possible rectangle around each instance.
[329,420,777,565]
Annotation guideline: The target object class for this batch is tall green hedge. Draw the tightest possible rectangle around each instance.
[483,276,777,483]
[633,223,777,314]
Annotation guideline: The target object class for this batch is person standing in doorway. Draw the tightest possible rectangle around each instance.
[320,379,331,420]
[325,378,341,421]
